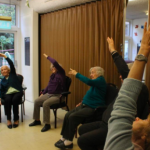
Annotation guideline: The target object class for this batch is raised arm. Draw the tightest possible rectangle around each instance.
[104,22,150,150]
[68,68,105,88]
[43,53,65,73]
[107,37,129,79]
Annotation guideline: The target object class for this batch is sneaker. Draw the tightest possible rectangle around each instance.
[29,120,41,127]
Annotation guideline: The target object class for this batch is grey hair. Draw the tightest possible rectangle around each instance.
[90,66,104,76]
[1,65,10,72]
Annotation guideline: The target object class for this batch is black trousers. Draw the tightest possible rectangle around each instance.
[4,92,23,121]
[60,104,95,141]
[77,121,108,150]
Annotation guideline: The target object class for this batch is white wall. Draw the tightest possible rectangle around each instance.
[132,18,148,60]
[20,0,39,102]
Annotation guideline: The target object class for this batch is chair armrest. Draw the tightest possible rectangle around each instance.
[61,91,71,96]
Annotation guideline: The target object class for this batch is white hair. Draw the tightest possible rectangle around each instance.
[90,66,104,76]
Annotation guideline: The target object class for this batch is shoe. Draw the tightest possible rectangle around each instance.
[55,142,73,149]
[54,140,64,146]
[13,124,19,128]
[41,124,51,132]
[7,124,12,129]
[29,120,41,127]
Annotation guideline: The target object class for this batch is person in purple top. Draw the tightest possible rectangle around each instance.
[29,53,66,132]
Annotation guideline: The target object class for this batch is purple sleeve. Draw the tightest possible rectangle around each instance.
[47,56,65,74]
[42,85,48,94]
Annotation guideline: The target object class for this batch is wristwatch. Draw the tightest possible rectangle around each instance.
[135,54,148,63]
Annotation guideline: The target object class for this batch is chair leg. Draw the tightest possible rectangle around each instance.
[66,105,69,111]
[75,127,78,138]
[0,105,1,123]
[53,109,57,128]
[21,104,23,122]
[23,103,25,115]
[4,105,7,116]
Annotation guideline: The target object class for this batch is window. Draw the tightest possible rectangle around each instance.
[124,40,129,60]
[0,32,14,68]
[124,21,132,60]
[125,22,130,36]
[0,3,16,26]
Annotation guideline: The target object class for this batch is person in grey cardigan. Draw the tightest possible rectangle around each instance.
[104,22,150,150]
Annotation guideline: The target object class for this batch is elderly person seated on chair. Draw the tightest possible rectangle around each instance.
[54,67,107,149]
[29,54,66,132]
[0,53,23,129]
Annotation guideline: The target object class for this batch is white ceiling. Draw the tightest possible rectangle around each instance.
[0,0,148,19]
[29,0,96,13]
[126,0,148,19]
[30,0,148,20]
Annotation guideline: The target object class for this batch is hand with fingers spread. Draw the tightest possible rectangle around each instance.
[107,37,116,53]
[68,68,77,76]
[139,22,150,57]
[43,53,48,58]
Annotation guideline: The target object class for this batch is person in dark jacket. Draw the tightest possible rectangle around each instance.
[29,53,66,132]
[0,53,23,129]
[77,36,149,150]
[107,37,149,119]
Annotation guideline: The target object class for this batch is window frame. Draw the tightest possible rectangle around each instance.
[125,20,133,61]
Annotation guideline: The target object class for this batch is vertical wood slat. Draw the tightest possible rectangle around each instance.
[40,0,123,109]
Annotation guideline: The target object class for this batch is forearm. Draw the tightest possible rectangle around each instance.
[112,52,129,79]
[42,86,48,94]
[47,56,64,73]
[128,49,148,81]
[5,57,15,73]
[76,73,99,86]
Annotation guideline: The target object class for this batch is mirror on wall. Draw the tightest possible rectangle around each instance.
[125,0,148,61]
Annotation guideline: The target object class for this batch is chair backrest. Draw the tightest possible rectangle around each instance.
[17,74,24,85]
[105,83,118,106]
[65,76,72,91]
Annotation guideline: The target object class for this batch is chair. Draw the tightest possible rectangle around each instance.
[75,83,118,138]
[40,76,72,128]
[0,74,27,123]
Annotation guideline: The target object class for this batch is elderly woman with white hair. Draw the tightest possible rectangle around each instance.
[55,66,107,149]
[0,53,23,129]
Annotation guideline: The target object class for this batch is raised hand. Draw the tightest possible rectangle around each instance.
[139,22,150,57]
[68,68,77,76]
[107,37,116,53]
[0,53,7,58]
[43,53,48,58]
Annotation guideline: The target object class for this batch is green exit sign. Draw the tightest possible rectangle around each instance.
[0,20,11,29]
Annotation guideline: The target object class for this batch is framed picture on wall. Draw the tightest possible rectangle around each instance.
[25,37,30,66]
